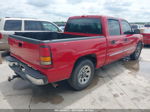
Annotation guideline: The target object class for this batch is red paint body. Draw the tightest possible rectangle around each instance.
[141,33,150,45]
[8,16,143,83]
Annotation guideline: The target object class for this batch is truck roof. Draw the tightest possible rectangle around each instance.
[68,15,124,21]
[0,17,51,22]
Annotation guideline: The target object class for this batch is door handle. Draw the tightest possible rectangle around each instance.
[124,38,128,42]
[111,40,116,44]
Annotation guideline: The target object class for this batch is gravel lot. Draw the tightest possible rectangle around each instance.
[0,47,150,110]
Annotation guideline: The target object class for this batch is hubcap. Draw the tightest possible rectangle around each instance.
[78,65,91,85]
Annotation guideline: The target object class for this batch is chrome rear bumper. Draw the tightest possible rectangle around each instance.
[6,56,48,85]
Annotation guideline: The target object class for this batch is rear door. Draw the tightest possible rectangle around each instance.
[106,19,124,63]
[121,20,137,56]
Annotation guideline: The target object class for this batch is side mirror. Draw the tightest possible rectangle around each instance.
[134,29,140,34]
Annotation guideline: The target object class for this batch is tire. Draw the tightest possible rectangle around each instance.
[68,59,95,91]
[130,42,142,60]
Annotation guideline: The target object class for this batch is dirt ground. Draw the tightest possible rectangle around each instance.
[0,47,150,111]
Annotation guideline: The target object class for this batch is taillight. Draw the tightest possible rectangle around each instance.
[39,45,52,68]
[0,33,2,40]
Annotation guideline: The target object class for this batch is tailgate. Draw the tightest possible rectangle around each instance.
[8,35,41,67]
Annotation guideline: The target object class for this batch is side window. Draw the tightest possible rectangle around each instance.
[24,21,43,31]
[108,19,121,36]
[41,21,59,32]
[4,20,22,31]
[121,20,132,34]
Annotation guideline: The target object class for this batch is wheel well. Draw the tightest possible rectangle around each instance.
[73,54,97,70]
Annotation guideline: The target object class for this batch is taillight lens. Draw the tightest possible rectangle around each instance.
[39,45,52,68]
[0,33,2,40]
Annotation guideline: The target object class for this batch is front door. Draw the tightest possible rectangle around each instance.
[121,20,137,56]
[106,19,124,64]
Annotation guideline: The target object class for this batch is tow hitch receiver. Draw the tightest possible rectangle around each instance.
[8,75,20,82]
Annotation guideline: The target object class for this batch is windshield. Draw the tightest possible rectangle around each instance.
[65,18,102,34]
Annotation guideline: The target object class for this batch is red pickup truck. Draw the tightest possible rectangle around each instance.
[143,33,150,45]
[140,29,150,45]
[6,15,143,90]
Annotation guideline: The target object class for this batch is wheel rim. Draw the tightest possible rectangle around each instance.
[78,65,91,85]
[135,44,141,58]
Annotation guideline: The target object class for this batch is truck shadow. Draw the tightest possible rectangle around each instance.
[0,58,148,109]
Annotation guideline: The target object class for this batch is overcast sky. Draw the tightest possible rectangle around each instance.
[0,0,149,22]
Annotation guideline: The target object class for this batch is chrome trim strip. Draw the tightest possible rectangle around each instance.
[109,50,123,56]
[109,47,135,56]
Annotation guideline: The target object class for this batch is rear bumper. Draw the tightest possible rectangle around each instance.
[6,56,48,85]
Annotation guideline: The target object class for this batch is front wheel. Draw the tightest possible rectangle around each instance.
[68,59,95,91]
[130,42,142,60]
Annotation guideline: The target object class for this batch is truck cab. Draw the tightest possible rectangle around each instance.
[64,16,143,64]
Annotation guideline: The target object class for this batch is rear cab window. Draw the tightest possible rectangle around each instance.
[4,20,22,31]
[65,18,102,34]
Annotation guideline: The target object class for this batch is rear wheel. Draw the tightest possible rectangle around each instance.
[130,42,142,60]
[68,59,95,90]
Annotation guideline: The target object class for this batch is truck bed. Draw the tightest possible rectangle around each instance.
[9,32,104,69]
[14,32,85,41]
